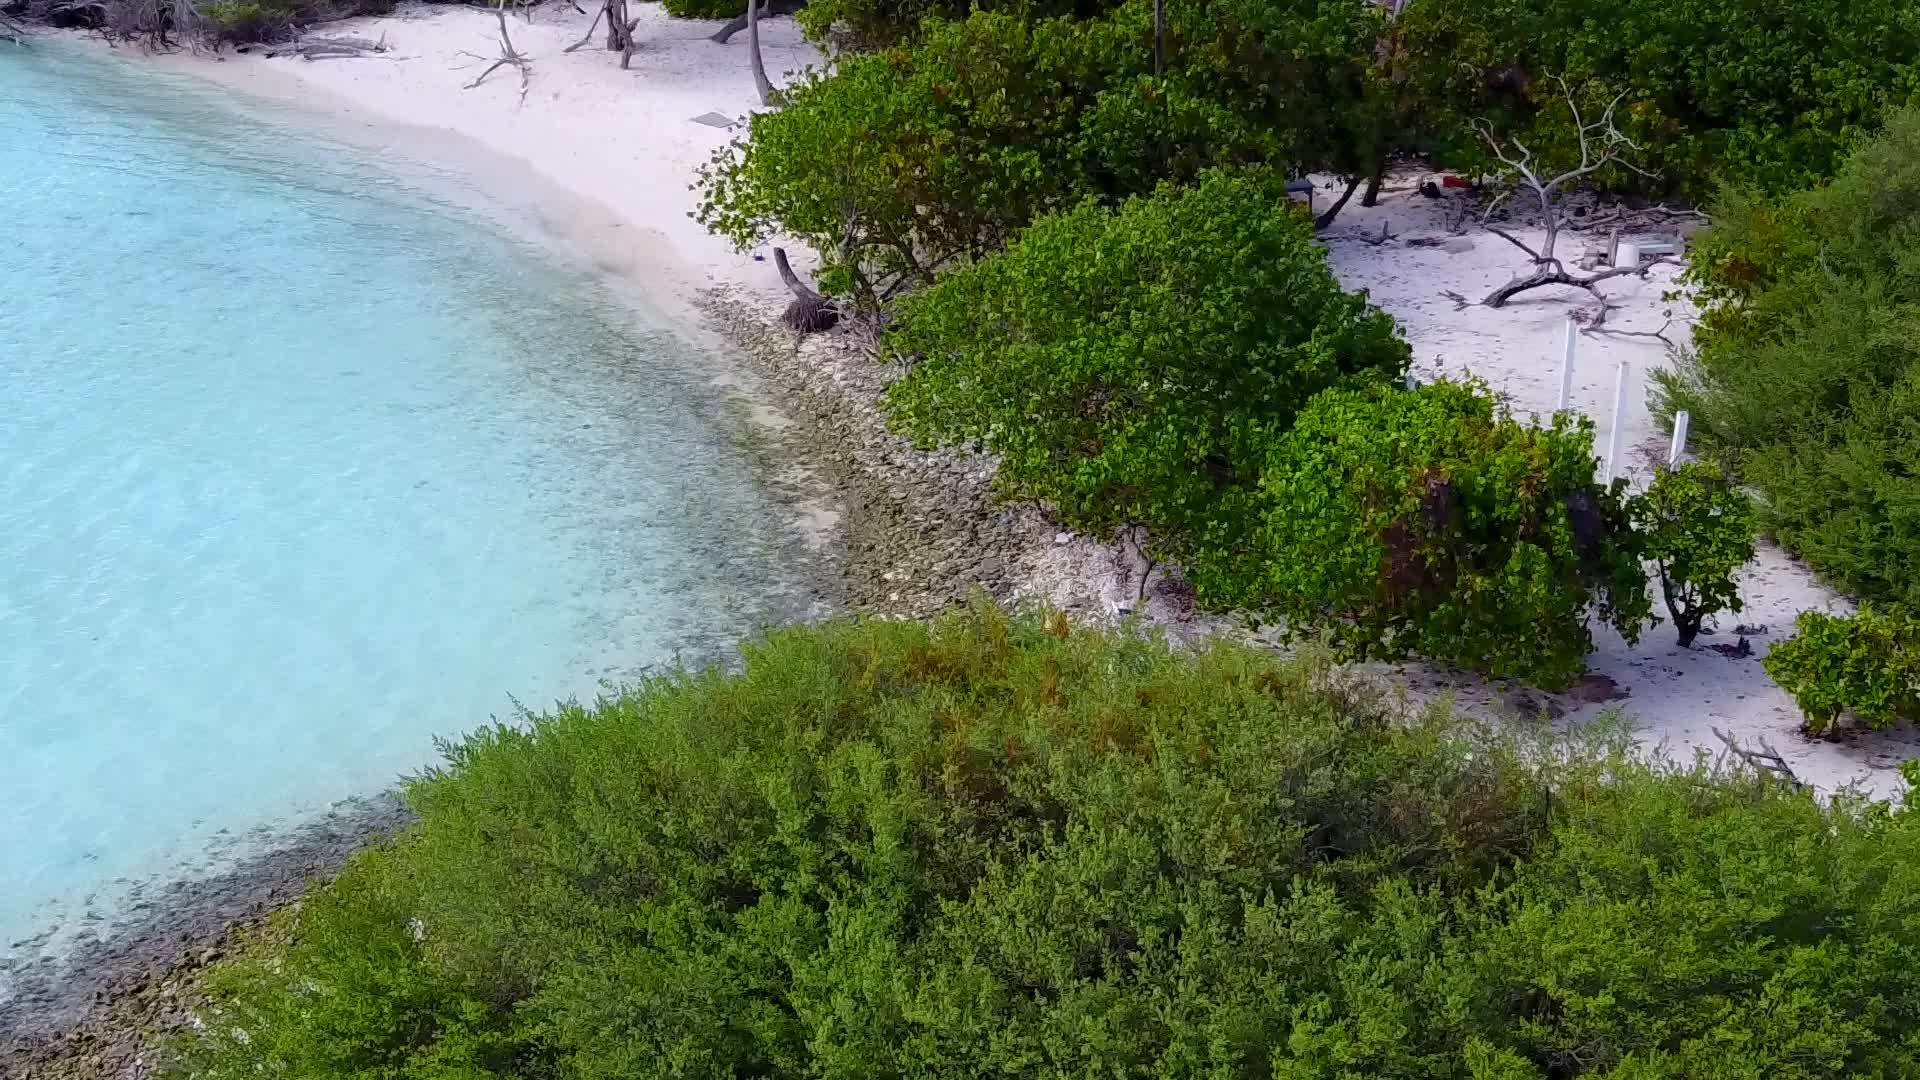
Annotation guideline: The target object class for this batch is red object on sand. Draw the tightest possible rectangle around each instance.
[1439,174,1473,190]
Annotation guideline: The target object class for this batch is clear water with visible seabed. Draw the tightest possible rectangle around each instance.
[0,42,806,970]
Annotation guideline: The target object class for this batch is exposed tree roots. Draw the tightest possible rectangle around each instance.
[774,247,840,332]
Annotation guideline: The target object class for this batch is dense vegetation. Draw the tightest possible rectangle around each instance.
[1392,0,1920,196]
[1192,380,1648,689]
[1766,607,1920,734]
[166,605,1920,1080]
[884,171,1407,569]
[1657,107,1920,606]
[701,0,1918,305]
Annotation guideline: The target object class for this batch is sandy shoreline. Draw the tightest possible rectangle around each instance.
[8,5,1920,1072]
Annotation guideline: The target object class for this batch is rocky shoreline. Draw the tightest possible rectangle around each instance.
[701,288,1179,627]
[0,793,413,1079]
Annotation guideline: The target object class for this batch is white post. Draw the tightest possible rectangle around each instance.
[1668,409,1691,467]
[1603,360,1629,483]
[1557,318,1577,412]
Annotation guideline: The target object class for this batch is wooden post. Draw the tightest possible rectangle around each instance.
[1604,360,1629,483]
[1557,317,1577,412]
[1668,410,1691,467]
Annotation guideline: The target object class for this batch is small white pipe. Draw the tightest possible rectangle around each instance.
[1604,360,1629,483]
[1557,318,1577,412]
[1668,410,1691,467]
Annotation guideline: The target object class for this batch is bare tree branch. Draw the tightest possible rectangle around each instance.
[562,2,604,52]
[461,0,531,100]
[1712,727,1807,791]
[1482,224,1542,261]
[1471,78,1672,308]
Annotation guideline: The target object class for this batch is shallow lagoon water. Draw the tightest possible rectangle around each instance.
[0,42,805,969]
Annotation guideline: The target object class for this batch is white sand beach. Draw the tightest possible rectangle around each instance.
[147,2,1920,795]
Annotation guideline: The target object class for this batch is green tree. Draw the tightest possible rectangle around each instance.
[698,0,1404,306]
[1764,607,1920,733]
[1197,379,1650,689]
[883,170,1408,566]
[1632,462,1756,648]
[698,11,1124,307]
[1655,107,1920,604]
[1395,0,1920,197]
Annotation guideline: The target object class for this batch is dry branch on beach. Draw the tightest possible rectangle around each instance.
[260,32,393,59]
[1468,79,1676,310]
[459,0,530,99]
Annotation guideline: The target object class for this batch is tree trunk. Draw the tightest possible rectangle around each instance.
[748,0,773,104]
[605,0,631,54]
[1314,176,1363,230]
[773,247,838,331]
[1152,0,1164,76]
[1360,162,1386,207]
[710,11,748,43]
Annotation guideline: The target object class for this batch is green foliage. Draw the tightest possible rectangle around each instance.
[165,844,521,1079]
[661,0,741,18]
[202,0,286,36]
[1196,380,1649,689]
[1764,607,1920,734]
[883,171,1408,563]
[1395,0,1920,196]
[1655,108,1920,604]
[698,0,1398,305]
[698,10,1126,306]
[1632,462,1756,648]
[794,0,1119,50]
[165,603,1920,1079]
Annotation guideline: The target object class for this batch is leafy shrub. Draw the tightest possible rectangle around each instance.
[164,602,1920,1079]
[884,170,1408,565]
[1396,0,1920,196]
[698,10,1126,306]
[202,0,281,36]
[1196,380,1648,689]
[1655,108,1920,604]
[794,0,1120,49]
[1632,462,1756,648]
[1764,607,1920,733]
[661,0,741,17]
[699,0,1402,303]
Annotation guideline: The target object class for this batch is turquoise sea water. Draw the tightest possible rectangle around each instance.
[0,44,804,964]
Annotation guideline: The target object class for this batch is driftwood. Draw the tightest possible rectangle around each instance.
[563,0,634,66]
[1712,727,1807,792]
[772,247,839,332]
[264,32,391,59]
[561,1,602,51]
[1470,79,1671,309]
[606,0,634,68]
[460,0,530,99]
